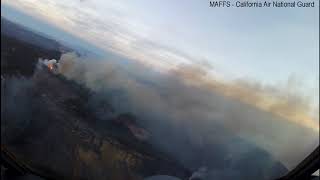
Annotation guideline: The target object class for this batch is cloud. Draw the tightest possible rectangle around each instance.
[1,1,318,179]
[1,0,214,73]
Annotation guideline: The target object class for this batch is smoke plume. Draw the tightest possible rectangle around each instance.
[40,52,318,179]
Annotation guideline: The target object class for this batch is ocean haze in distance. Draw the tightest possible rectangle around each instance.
[1,0,319,177]
[1,1,318,132]
[1,4,106,57]
[2,0,318,86]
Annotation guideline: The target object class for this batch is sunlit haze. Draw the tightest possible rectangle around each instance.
[1,0,319,172]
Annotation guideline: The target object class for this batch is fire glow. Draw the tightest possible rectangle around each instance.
[48,63,54,71]
[38,59,58,73]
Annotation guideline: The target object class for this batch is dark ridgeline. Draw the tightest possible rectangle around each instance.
[1,18,289,180]
[1,18,71,77]
[1,18,191,180]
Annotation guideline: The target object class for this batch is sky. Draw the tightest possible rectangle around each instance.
[1,0,319,171]
[1,0,319,129]
[1,0,318,82]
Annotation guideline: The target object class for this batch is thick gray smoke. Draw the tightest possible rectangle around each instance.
[3,51,317,179]
[45,52,318,179]
[1,76,34,144]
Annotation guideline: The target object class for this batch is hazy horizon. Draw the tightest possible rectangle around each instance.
[1,0,319,175]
